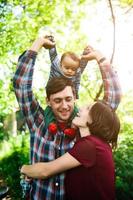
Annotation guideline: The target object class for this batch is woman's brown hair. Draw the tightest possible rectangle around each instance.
[88,101,120,149]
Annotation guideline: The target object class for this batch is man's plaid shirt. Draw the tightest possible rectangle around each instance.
[13,50,121,200]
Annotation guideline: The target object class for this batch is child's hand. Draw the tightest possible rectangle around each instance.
[45,35,55,43]
[83,45,94,55]
[81,45,106,63]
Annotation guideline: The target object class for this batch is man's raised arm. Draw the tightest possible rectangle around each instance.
[13,37,55,131]
[81,46,122,110]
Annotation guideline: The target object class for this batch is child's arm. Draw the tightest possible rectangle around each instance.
[13,37,55,133]
[80,46,90,73]
[49,47,60,68]
[74,47,90,99]
[48,36,60,75]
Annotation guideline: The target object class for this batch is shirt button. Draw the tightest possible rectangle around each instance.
[55,182,59,186]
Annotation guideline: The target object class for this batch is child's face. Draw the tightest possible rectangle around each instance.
[61,56,79,77]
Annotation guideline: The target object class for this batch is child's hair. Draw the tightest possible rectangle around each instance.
[88,101,120,149]
[60,52,80,65]
[46,77,76,100]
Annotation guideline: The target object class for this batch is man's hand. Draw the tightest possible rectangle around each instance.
[43,35,55,49]
[20,173,32,182]
[81,45,105,63]
[29,36,55,52]
[81,45,97,60]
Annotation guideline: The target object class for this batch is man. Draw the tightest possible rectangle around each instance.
[13,36,121,199]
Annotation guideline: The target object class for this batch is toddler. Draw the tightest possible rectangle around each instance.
[45,35,88,99]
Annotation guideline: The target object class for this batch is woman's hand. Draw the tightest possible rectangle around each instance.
[21,163,46,179]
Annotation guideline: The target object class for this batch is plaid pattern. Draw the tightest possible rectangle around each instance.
[49,47,88,98]
[13,50,121,200]
[20,179,31,199]
[99,61,121,110]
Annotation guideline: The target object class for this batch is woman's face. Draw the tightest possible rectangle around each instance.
[72,103,95,128]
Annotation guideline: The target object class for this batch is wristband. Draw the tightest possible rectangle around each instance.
[98,57,106,64]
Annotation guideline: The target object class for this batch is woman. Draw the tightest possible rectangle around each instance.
[21,100,120,200]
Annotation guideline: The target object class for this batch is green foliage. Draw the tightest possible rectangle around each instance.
[120,0,133,6]
[112,90,133,199]
[0,151,28,199]
[117,90,133,133]
[0,134,29,199]
[78,61,103,106]
[0,79,15,117]
[0,0,88,64]
[0,78,16,139]
[114,123,133,200]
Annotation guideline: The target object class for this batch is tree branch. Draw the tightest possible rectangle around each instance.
[94,0,116,101]
[125,5,133,14]
[108,0,116,64]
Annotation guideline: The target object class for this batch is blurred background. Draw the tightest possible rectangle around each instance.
[0,0,133,199]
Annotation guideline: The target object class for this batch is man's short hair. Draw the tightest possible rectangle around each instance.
[46,77,76,100]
